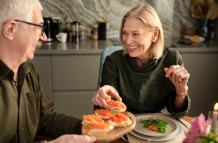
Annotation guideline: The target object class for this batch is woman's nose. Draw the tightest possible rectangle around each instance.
[124,35,133,44]
[39,32,47,42]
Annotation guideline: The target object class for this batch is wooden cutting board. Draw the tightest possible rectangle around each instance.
[82,112,136,143]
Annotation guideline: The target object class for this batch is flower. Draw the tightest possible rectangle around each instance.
[183,114,218,143]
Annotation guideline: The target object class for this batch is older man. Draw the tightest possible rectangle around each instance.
[0,0,95,143]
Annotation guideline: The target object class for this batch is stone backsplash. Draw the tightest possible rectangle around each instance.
[40,0,195,46]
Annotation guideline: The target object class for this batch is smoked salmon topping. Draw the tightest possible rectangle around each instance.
[109,113,128,123]
[107,100,125,109]
[95,109,114,118]
[148,124,158,132]
[83,115,104,124]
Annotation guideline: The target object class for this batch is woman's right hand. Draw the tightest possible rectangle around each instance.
[46,134,96,143]
[92,85,122,108]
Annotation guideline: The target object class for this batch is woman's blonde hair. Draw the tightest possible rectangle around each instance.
[120,4,164,59]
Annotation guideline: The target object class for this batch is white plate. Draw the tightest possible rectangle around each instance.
[130,124,182,142]
[129,113,182,141]
[134,114,178,137]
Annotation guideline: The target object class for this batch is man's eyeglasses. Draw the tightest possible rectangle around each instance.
[14,20,46,35]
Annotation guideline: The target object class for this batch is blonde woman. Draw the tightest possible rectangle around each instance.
[93,4,191,116]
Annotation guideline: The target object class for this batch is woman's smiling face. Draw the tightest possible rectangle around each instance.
[121,18,155,60]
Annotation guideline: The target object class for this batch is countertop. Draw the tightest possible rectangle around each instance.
[168,39,218,53]
[36,40,112,55]
[35,39,218,55]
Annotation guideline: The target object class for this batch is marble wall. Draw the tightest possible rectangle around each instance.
[40,0,194,46]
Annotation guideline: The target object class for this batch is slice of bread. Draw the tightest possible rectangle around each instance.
[82,122,114,137]
[107,100,127,112]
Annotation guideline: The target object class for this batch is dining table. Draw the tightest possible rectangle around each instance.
[110,116,193,143]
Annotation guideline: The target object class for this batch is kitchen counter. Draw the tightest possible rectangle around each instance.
[36,40,112,55]
[36,39,218,55]
[169,39,218,53]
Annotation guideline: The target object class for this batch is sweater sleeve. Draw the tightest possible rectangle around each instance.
[166,90,191,117]
[164,50,191,117]
[100,54,119,89]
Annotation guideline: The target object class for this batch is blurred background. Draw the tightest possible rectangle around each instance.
[40,0,218,46]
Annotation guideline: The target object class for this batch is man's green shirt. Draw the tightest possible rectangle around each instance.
[0,60,81,143]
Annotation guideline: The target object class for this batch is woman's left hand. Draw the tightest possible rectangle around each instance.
[164,65,190,97]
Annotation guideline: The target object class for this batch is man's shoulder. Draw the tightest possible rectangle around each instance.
[23,61,39,74]
[24,60,35,69]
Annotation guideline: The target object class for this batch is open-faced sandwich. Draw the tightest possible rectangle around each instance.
[94,109,114,120]
[82,114,104,126]
[94,109,132,128]
[82,100,134,139]
[107,112,132,128]
[82,114,114,137]
[106,99,127,112]
[82,122,114,137]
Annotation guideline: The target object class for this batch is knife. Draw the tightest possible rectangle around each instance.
[173,116,189,129]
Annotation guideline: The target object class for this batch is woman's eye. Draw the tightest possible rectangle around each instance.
[132,33,140,37]
[122,32,128,36]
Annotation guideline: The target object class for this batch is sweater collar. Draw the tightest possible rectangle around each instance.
[126,55,158,72]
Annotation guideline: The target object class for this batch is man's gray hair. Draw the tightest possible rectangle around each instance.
[0,0,42,27]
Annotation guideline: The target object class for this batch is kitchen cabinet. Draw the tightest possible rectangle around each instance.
[53,91,94,118]
[32,41,109,119]
[52,54,100,118]
[180,51,218,116]
[32,55,53,99]
[52,55,100,91]
[33,54,100,119]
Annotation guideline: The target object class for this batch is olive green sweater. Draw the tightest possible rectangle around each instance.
[100,48,191,116]
[0,60,81,143]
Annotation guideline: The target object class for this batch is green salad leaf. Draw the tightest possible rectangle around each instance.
[140,118,168,133]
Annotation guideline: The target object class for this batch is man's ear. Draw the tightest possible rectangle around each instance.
[1,21,17,40]
[152,28,159,42]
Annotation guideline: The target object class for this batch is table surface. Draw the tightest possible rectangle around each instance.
[111,116,193,143]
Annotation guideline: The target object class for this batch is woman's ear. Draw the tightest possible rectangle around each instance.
[152,27,159,42]
[1,21,17,40]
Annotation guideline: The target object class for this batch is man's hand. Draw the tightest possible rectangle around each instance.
[46,134,96,143]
